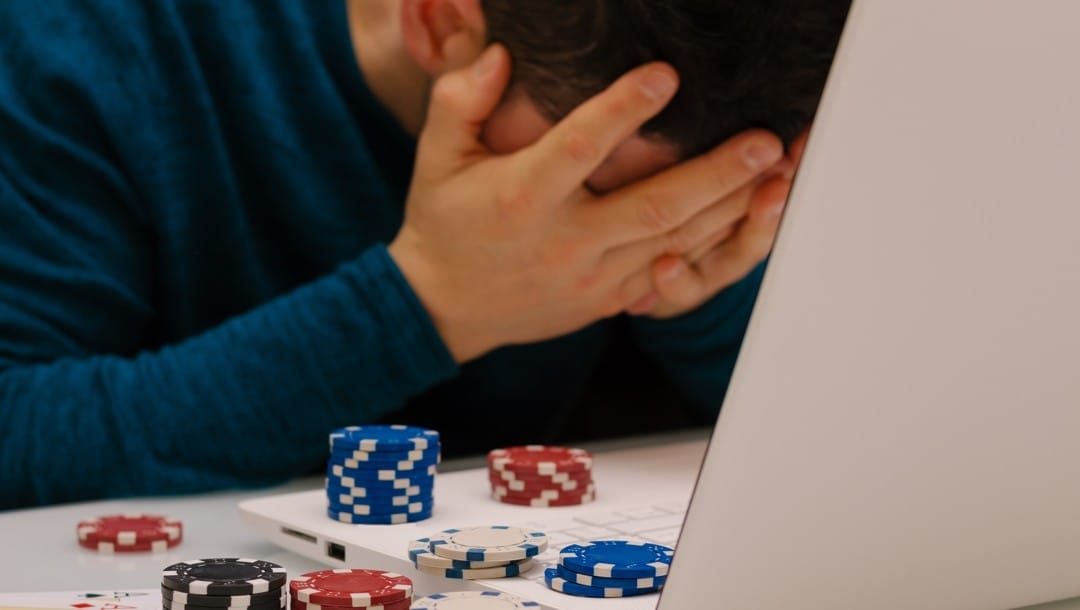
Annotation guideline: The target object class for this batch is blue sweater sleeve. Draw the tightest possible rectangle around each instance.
[0,134,458,507]
[627,263,766,417]
[0,228,458,509]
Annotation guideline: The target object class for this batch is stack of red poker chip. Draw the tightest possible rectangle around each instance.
[76,514,183,553]
[487,445,596,507]
[289,569,413,610]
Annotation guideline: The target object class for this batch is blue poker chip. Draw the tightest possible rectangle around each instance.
[326,498,433,517]
[327,453,440,472]
[558,540,674,579]
[330,446,440,463]
[544,567,661,598]
[326,505,432,525]
[555,564,666,589]
[326,486,432,506]
[327,462,437,481]
[329,425,440,452]
[324,480,432,500]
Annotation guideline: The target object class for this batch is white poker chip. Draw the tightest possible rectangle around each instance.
[407,539,508,569]
[410,591,541,609]
[414,558,534,580]
[422,526,548,562]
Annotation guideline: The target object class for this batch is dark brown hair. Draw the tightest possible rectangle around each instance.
[482,0,851,157]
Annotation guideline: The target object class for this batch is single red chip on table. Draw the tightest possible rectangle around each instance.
[77,514,183,545]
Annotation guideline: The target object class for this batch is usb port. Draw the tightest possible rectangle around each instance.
[281,527,316,544]
[327,541,346,561]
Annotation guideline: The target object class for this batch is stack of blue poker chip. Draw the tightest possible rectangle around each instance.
[545,540,674,598]
[325,425,440,525]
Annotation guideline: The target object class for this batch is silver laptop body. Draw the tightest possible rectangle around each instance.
[659,0,1080,608]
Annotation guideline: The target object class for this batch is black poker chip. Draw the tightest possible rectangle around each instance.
[162,558,287,595]
[160,585,285,608]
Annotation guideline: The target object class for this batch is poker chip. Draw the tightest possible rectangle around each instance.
[414,558,534,580]
[290,569,412,606]
[491,488,596,507]
[410,591,541,609]
[330,447,440,463]
[328,463,437,481]
[289,598,411,610]
[558,541,674,579]
[78,514,182,544]
[76,514,183,552]
[489,469,591,484]
[554,564,666,589]
[326,425,439,526]
[486,446,595,507]
[543,568,660,598]
[162,559,287,595]
[79,538,175,553]
[487,446,592,475]
[423,526,548,562]
[406,539,508,570]
[326,499,431,516]
[326,506,433,525]
[325,479,427,496]
[162,586,285,608]
[329,425,439,452]
[488,473,589,492]
[329,491,433,508]
[161,590,285,610]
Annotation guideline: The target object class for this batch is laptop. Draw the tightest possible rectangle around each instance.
[242,0,1080,608]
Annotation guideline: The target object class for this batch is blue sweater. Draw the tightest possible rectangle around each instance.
[0,0,764,509]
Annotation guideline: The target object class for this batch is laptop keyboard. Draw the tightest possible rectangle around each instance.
[509,501,687,585]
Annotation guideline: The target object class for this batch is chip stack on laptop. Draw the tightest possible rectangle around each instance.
[487,446,595,506]
[544,541,673,598]
[325,425,440,524]
[290,569,412,610]
[161,558,287,610]
[407,525,548,580]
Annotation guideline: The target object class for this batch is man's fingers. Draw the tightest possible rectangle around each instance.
[662,181,756,256]
[514,63,679,205]
[650,255,705,309]
[417,44,512,170]
[582,130,783,248]
[788,128,811,166]
[695,180,787,293]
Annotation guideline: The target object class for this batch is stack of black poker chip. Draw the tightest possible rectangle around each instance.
[161,558,287,610]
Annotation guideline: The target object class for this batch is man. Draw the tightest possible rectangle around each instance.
[0,0,847,508]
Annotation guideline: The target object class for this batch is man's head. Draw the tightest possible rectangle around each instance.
[399,0,850,191]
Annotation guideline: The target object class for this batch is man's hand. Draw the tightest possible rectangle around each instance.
[630,131,809,319]
[388,44,782,362]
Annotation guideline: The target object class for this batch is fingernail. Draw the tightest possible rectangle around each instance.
[640,69,677,101]
[628,293,660,315]
[661,260,684,281]
[744,143,782,171]
[473,45,500,79]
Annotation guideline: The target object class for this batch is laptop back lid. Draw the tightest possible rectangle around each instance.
[660,1,1080,608]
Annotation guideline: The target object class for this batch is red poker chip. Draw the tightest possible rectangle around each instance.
[78,536,181,553]
[76,514,183,545]
[492,482,595,501]
[289,596,411,610]
[493,488,596,507]
[290,569,412,606]
[487,468,592,484]
[487,446,593,475]
[487,473,593,493]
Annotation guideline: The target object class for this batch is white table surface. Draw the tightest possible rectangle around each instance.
[1,428,1079,610]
